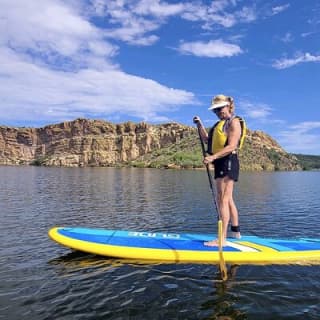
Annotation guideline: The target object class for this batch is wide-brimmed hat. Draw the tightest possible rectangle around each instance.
[208,95,230,110]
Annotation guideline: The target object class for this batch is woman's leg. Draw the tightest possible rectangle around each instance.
[229,197,239,226]
[218,177,234,241]
[229,197,241,238]
[204,176,234,246]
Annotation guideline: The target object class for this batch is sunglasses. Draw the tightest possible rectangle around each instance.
[213,106,226,113]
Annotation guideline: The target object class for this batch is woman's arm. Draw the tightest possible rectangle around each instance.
[193,116,208,143]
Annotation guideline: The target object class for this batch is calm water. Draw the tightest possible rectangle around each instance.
[0,166,319,320]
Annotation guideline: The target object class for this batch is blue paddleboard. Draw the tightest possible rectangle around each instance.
[49,227,320,265]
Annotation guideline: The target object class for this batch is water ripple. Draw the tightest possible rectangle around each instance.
[0,167,320,319]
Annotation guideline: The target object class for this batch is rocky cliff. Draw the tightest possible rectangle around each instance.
[0,118,301,170]
[0,119,193,167]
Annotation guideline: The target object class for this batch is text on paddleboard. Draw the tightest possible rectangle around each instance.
[128,232,180,239]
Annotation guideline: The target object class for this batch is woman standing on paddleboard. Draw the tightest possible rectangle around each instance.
[193,94,246,246]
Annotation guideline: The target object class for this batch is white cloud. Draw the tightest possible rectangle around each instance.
[182,2,257,29]
[271,4,290,16]
[90,0,169,46]
[0,0,261,126]
[273,52,320,69]
[238,99,320,154]
[178,39,242,58]
[134,0,185,17]
[209,0,232,13]
[280,32,294,43]
[236,6,257,23]
[235,96,320,155]
[277,122,320,154]
[238,99,285,131]
[239,100,272,120]
[92,0,185,19]
[0,47,195,124]
[0,0,119,70]
[1,1,94,53]
[291,122,320,132]
[0,0,196,125]
[301,31,317,38]
[92,0,257,43]
[103,16,160,46]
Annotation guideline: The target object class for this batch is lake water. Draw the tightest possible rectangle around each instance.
[0,166,319,319]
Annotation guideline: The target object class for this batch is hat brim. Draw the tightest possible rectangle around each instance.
[208,101,229,110]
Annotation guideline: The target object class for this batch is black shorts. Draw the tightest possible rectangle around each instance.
[213,153,239,181]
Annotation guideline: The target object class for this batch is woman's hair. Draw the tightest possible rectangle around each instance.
[214,94,235,113]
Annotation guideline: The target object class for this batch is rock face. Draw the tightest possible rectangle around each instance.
[0,119,194,166]
[0,118,301,170]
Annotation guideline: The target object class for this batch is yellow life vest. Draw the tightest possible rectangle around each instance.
[207,116,246,155]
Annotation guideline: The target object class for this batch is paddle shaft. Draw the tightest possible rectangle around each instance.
[194,120,220,219]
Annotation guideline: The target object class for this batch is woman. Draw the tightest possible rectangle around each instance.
[194,94,246,246]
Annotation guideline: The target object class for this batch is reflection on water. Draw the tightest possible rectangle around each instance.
[0,166,320,319]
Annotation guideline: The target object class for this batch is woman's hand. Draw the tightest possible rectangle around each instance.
[203,155,216,164]
[193,116,201,124]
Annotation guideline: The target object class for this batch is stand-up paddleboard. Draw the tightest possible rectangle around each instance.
[49,227,320,265]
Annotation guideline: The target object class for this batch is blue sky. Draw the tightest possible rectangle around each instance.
[1,0,320,154]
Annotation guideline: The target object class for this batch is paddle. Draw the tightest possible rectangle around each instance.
[193,117,228,281]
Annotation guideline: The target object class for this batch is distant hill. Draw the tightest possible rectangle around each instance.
[293,154,320,170]
[0,118,307,171]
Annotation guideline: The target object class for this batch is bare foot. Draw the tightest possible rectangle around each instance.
[204,240,227,247]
